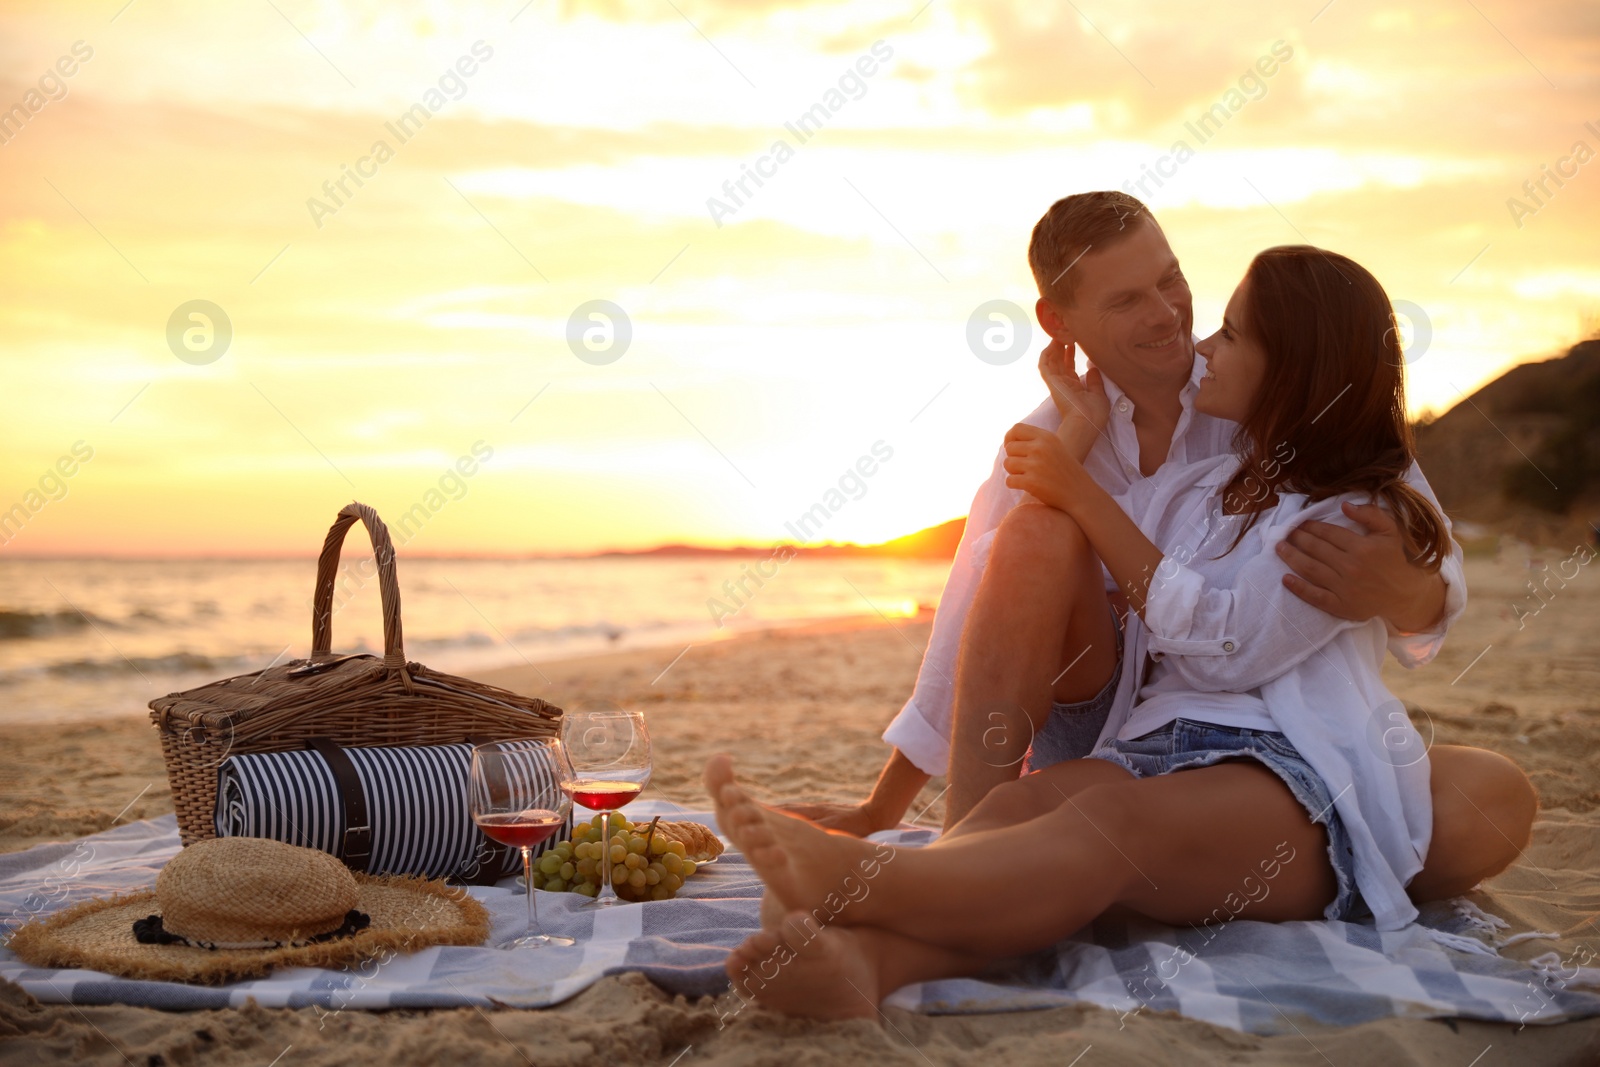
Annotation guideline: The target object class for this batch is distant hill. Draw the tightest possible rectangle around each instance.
[590,517,967,561]
[840,517,966,558]
[1415,338,1600,540]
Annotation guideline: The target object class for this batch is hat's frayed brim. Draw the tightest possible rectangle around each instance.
[8,874,491,985]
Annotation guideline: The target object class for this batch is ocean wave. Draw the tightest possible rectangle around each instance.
[506,619,668,644]
[0,606,180,639]
[43,652,241,679]
[407,620,656,650]
[0,609,95,640]
[407,632,497,652]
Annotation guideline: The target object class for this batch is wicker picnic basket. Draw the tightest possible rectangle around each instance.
[150,501,562,847]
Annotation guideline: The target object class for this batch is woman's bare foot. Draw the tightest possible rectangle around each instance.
[722,912,882,1022]
[704,753,887,929]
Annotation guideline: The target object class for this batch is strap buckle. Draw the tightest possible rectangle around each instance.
[343,823,372,866]
[308,737,372,874]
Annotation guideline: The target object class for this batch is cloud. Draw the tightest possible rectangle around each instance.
[944,0,1591,161]
[2,0,1596,554]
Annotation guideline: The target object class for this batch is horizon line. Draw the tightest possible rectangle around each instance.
[0,517,969,563]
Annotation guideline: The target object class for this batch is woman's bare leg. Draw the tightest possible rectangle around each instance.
[725,761,1133,1017]
[707,753,1336,957]
[1409,744,1539,901]
[950,746,1540,900]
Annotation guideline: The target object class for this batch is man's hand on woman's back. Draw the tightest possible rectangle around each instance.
[1276,500,1447,633]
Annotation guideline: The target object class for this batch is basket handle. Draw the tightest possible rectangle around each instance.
[311,502,406,669]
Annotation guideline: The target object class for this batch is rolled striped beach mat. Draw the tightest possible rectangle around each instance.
[214,741,571,882]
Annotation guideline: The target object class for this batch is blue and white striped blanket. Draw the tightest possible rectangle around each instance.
[4,802,1598,1032]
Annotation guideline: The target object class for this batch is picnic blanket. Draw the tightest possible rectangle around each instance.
[4,802,1599,1033]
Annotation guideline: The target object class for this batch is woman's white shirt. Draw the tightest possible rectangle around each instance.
[1104,451,1437,930]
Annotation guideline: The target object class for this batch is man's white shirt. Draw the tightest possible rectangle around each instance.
[880,351,1468,785]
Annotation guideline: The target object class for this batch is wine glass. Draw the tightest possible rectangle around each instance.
[560,709,651,907]
[469,738,577,948]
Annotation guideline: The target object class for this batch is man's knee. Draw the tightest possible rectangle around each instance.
[991,502,1092,572]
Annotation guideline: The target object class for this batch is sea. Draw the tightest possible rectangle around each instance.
[0,555,952,724]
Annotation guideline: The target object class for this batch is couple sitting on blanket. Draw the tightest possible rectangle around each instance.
[703,190,1540,1021]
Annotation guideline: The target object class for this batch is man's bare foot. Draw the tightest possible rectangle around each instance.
[704,753,886,929]
[772,800,879,838]
[722,912,881,1022]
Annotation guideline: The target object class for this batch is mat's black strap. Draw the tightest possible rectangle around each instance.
[307,738,372,873]
[458,736,515,886]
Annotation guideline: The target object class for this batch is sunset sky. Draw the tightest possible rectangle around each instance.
[2,0,1596,556]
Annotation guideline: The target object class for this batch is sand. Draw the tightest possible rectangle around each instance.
[3,551,1599,1065]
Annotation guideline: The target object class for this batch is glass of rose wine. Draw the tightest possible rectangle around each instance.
[560,709,651,907]
[469,738,577,948]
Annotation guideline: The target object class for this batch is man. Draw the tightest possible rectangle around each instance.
[787,191,1536,901]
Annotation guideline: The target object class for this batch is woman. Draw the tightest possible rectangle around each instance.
[705,246,1477,1020]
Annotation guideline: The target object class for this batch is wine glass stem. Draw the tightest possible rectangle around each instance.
[521,845,536,937]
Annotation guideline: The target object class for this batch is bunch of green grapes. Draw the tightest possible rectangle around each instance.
[529,813,701,901]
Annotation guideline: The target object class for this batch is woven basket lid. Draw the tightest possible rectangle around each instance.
[157,838,360,946]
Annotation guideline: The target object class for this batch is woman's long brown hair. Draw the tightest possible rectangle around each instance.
[1216,245,1450,571]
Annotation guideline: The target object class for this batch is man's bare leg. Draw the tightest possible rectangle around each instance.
[944,502,1119,829]
[1409,745,1539,901]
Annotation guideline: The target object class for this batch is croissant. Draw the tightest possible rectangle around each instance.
[650,819,725,863]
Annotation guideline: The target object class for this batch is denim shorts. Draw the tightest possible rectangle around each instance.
[1087,718,1366,922]
[1022,607,1124,775]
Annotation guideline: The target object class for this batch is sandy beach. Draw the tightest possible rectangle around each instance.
[3,550,1599,1064]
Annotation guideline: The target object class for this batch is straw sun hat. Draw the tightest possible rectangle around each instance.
[9,837,490,985]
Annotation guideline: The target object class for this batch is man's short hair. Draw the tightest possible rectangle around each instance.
[1028,191,1155,307]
